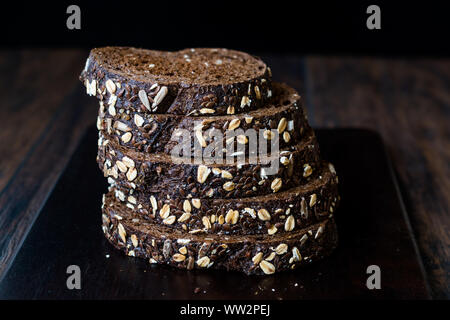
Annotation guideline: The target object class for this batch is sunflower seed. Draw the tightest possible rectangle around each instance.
[152,86,168,108]
[315,226,324,239]
[280,156,290,166]
[197,165,211,183]
[283,131,291,143]
[260,260,275,274]
[287,120,294,131]
[105,79,116,94]
[110,166,118,179]
[271,178,282,192]
[277,118,287,133]
[300,234,308,246]
[243,207,256,218]
[329,163,336,174]
[195,130,207,147]
[160,204,170,219]
[183,200,192,213]
[173,253,186,262]
[122,156,135,168]
[263,130,274,140]
[88,79,97,96]
[227,106,235,114]
[179,246,187,255]
[149,195,157,214]
[130,234,138,247]
[163,215,176,225]
[258,209,271,221]
[265,252,276,261]
[108,104,116,116]
[178,212,191,222]
[200,108,215,114]
[128,196,136,205]
[83,58,90,72]
[223,181,235,191]
[309,194,317,207]
[300,198,308,218]
[192,199,201,209]
[116,190,125,202]
[254,86,261,99]
[228,119,241,130]
[108,95,117,108]
[126,167,137,181]
[252,252,263,265]
[138,90,151,110]
[221,170,233,179]
[275,243,288,255]
[237,135,248,144]
[303,164,313,177]
[244,116,253,124]
[121,132,132,143]
[285,215,295,231]
[106,118,112,133]
[196,256,210,268]
[117,223,126,243]
[96,117,103,130]
[225,209,239,224]
[240,96,251,108]
[268,225,278,235]
[114,121,131,132]
[292,247,302,261]
[202,216,212,229]
[116,161,127,173]
[134,114,144,127]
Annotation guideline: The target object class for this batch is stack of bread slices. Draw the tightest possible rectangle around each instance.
[80,47,339,275]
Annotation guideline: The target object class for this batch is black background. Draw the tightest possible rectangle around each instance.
[1,0,449,56]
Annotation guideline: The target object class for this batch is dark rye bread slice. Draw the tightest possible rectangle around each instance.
[105,162,339,236]
[101,202,338,275]
[96,82,307,154]
[98,131,321,199]
[80,47,272,116]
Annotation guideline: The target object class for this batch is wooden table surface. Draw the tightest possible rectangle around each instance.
[0,49,448,299]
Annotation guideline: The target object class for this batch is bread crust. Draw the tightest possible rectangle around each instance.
[103,162,339,236]
[102,199,338,275]
[98,131,322,199]
[81,47,273,116]
[95,82,306,154]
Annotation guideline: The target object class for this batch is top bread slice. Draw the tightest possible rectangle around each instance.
[80,47,273,116]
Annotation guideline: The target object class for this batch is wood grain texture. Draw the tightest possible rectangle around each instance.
[0,49,97,279]
[305,57,450,299]
[0,50,88,190]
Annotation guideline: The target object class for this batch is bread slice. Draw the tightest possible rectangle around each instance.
[102,198,338,275]
[104,162,339,236]
[97,82,307,154]
[98,131,321,199]
[81,47,272,116]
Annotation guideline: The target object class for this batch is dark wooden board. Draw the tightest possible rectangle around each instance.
[0,127,430,299]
